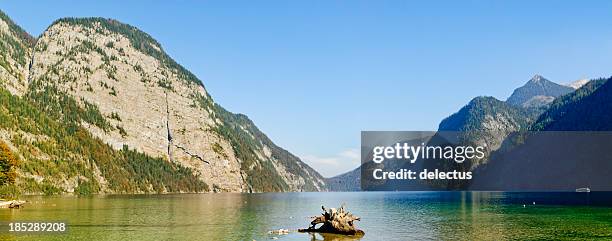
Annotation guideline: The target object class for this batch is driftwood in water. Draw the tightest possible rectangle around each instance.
[298,205,364,236]
[0,200,26,209]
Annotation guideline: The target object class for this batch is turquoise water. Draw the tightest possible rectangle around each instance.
[1,192,612,240]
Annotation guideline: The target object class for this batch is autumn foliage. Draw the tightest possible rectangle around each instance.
[0,140,19,185]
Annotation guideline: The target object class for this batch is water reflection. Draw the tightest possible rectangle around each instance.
[307,232,363,241]
[0,192,611,241]
[435,192,509,240]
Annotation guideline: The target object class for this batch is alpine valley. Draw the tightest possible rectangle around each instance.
[1,9,610,195]
[0,10,327,195]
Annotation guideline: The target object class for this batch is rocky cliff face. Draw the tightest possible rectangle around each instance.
[0,12,326,193]
[29,18,248,192]
[0,11,34,96]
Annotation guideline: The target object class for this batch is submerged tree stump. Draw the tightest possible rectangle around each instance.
[298,205,364,236]
[0,200,26,209]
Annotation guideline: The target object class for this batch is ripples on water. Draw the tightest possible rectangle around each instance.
[1,192,612,240]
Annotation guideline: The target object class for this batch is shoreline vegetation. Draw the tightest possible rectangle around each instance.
[2,190,608,199]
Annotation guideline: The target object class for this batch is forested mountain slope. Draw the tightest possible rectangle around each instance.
[0,11,326,195]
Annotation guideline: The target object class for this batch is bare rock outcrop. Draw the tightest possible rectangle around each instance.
[0,12,33,96]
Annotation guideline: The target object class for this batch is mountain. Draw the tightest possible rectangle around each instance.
[437,96,538,160]
[434,76,612,191]
[326,96,539,191]
[423,75,573,173]
[471,77,612,190]
[439,96,535,132]
[326,79,546,191]
[411,96,538,189]
[0,12,326,195]
[0,82,207,194]
[506,74,574,108]
[325,167,360,191]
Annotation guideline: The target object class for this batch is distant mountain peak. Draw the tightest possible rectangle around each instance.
[529,74,546,83]
[507,75,573,107]
[526,74,556,87]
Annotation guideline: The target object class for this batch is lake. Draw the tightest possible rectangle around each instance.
[1,192,612,240]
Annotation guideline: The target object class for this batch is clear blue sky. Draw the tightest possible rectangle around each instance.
[3,1,612,177]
